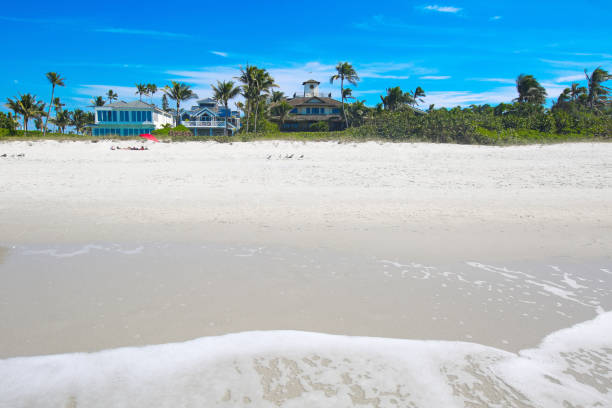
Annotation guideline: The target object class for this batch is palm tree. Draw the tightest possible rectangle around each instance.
[163,81,197,126]
[211,80,241,136]
[51,110,70,134]
[91,96,105,107]
[34,117,44,131]
[342,88,355,102]
[270,91,285,103]
[71,109,92,134]
[106,89,118,103]
[410,86,426,106]
[515,74,547,105]
[380,87,411,111]
[5,94,46,132]
[161,94,170,112]
[271,101,294,129]
[346,100,369,127]
[330,62,360,128]
[43,72,65,137]
[584,67,611,110]
[236,64,259,132]
[53,97,65,113]
[147,84,158,104]
[569,83,586,102]
[135,84,148,101]
[252,68,278,133]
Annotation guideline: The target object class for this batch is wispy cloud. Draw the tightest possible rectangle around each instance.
[211,51,228,57]
[490,16,502,21]
[468,77,515,84]
[540,58,609,68]
[94,28,191,38]
[420,75,451,80]
[554,73,586,83]
[423,5,462,13]
[76,85,139,99]
[424,86,516,107]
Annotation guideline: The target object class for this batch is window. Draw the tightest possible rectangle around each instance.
[290,109,297,114]
[112,111,117,122]
[332,108,340,114]
[306,108,311,114]
[146,111,152,122]
[131,111,136,122]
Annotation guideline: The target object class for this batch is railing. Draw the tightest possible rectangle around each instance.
[182,120,235,128]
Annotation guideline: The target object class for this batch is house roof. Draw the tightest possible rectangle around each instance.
[302,79,320,85]
[101,100,172,116]
[285,96,342,107]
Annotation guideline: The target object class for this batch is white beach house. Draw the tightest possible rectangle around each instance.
[90,101,173,137]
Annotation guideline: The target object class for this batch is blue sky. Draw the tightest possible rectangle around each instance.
[1,0,611,111]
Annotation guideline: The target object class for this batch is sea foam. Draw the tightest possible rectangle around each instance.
[1,312,610,408]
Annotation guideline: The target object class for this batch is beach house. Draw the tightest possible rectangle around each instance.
[180,98,241,136]
[90,101,173,137]
[270,80,344,131]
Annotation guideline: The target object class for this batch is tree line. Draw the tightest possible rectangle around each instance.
[2,63,610,141]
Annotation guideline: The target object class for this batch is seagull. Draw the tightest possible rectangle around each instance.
[266,154,272,160]
[17,153,24,157]
[298,154,304,159]
[286,154,294,159]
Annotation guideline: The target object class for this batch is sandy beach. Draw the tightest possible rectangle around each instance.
[0,140,611,407]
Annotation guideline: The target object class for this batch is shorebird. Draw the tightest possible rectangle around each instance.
[298,154,304,159]
[286,154,294,159]
[266,155,272,160]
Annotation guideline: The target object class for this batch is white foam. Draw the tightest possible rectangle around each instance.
[1,313,611,408]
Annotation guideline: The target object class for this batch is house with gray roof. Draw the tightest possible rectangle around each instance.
[180,98,241,136]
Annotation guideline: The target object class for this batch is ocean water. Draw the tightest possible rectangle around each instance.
[0,242,610,407]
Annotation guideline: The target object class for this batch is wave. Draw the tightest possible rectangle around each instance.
[1,312,610,408]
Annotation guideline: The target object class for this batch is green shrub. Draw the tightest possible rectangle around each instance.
[309,121,330,132]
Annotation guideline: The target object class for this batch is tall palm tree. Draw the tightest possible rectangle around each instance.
[236,64,259,132]
[163,81,198,126]
[5,94,46,132]
[43,72,65,137]
[106,89,118,104]
[584,67,611,110]
[161,94,170,112]
[70,109,92,134]
[330,62,360,128]
[135,83,148,101]
[252,68,278,133]
[91,96,105,107]
[147,84,158,104]
[51,110,71,134]
[515,74,547,105]
[211,80,241,136]
[271,101,294,129]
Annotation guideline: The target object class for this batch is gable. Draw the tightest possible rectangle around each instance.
[306,98,325,104]
[193,107,219,117]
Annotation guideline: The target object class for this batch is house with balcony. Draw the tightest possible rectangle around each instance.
[89,100,173,137]
[269,80,344,131]
[180,98,241,136]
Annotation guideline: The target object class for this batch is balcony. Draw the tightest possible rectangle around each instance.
[182,120,235,129]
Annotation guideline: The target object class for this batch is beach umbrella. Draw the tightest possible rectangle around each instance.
[139,133,159,143]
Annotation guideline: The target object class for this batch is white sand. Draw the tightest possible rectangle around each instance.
[1,140,611,262]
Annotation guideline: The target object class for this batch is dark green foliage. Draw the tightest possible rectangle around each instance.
[309,121,329,132]
[351,103,611,144]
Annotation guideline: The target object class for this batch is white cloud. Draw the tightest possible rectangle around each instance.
[490,16,502,21]
[94,28,191,38]
[468,77,515,84]
[420,75,451,80]
[424,5,462,13]
[554,73,586,83]
[424,86,516,107]
[211,51,228,57]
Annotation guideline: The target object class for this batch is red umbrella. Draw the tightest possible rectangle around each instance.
[139,133,159,143]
